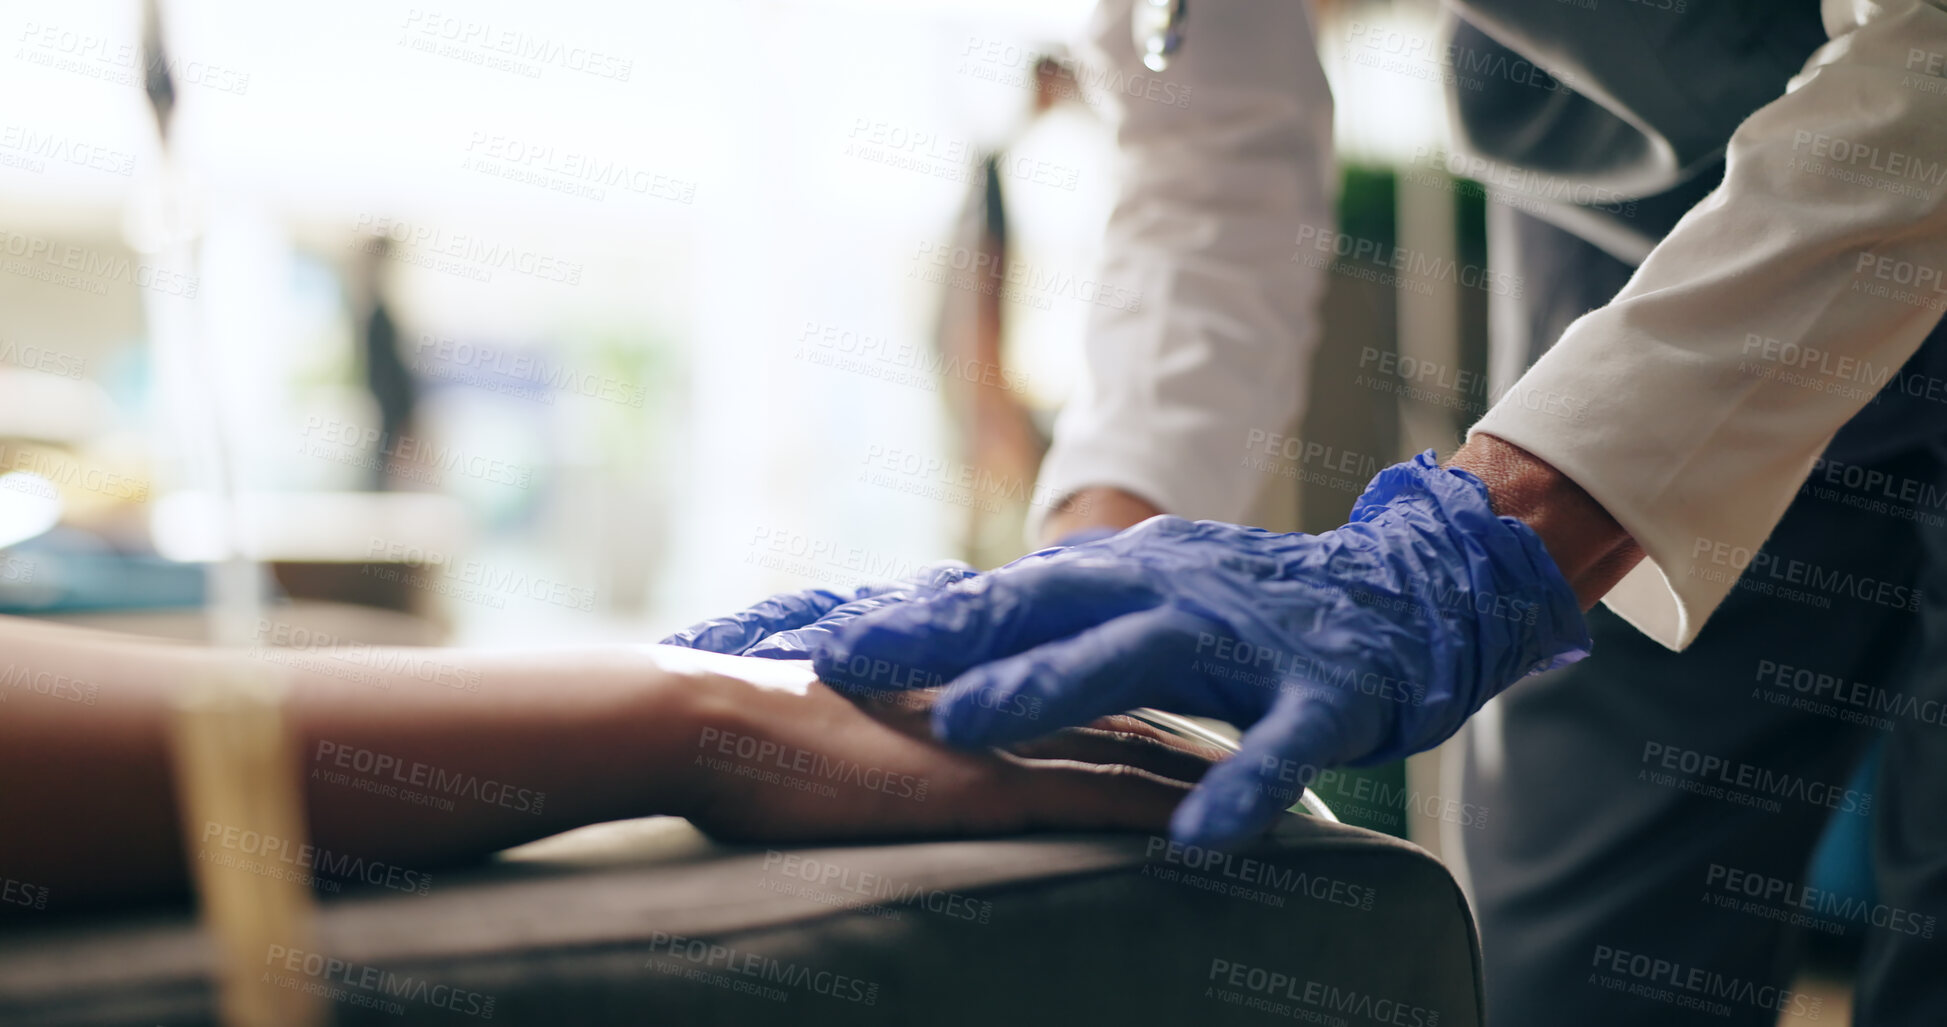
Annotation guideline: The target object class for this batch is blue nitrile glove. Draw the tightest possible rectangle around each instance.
[658,562,979,661]
[810,452,1592,848]
[659,527,1123,663]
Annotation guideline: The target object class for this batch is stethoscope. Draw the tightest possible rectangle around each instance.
[1132,0,1187,71]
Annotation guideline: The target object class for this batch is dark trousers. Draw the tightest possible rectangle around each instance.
[1461,206,1947,1026]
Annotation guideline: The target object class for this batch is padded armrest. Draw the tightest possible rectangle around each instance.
[0,814,1482,1026]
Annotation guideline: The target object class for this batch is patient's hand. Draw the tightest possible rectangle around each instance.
[664,667,1222,843]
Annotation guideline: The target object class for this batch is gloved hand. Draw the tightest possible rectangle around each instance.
[659,527,1119,663]
[810,452,1592,848]
[659,562,979,662]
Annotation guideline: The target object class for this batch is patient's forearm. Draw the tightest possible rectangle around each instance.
[0,618,691,908]
[1,618,1205,911]
[292,647,691,879]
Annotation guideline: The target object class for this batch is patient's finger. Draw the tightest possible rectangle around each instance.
[1085,713,1239,751]
[859,700,1222,785]
[856,689,1223,782]
[1008,727,1221,785]
[841,678,1226,774]
[998,757,1193,834]
[1086,713,1178,740]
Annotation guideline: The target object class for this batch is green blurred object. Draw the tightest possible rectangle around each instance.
[1305,762,1414,839]
[1337,163,1398,244]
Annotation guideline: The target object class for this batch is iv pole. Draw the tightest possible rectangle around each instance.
[135,3,327,1024]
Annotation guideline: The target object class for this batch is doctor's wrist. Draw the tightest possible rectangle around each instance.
[1448,434,1643,610]
[1039,486,1164,548]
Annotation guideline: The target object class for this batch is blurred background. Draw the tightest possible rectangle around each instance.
[0,0,1476,642]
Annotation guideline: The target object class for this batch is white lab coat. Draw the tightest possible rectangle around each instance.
[1037,0,1947,650]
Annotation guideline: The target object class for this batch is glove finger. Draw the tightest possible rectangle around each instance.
[741,588,931,660]
[658,587,856,655]
[1170,694,1353,849]
[930,605,1216,747]
[741,563,981,660]
[813,558,1161,694]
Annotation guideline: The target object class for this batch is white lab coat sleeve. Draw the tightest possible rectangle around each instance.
[1469,0,1947,650]
[1029,0,1337,539]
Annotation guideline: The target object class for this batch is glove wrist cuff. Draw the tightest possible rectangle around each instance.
[1358,451,1592,705]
